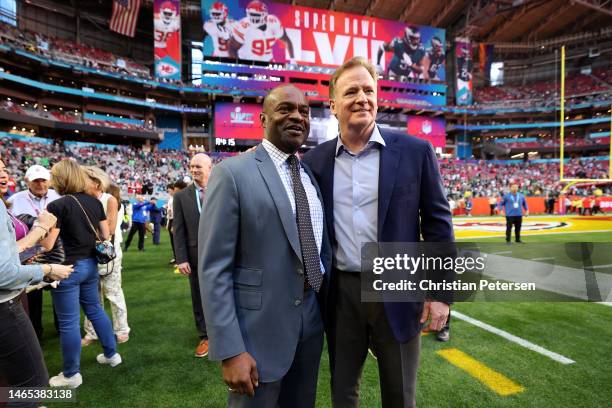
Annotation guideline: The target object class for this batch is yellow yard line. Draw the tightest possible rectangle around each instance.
[437,348,525,396]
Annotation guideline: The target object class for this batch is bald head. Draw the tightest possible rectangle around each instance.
[190,153,213,188]
[260,85,310,154]
[262,85,304,115]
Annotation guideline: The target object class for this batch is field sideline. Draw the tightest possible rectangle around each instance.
[38,223,612,407]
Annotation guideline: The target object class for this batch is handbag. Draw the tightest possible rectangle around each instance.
[69,195,116,266]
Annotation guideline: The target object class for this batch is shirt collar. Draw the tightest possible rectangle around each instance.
[262,139,294,168]
[28,190,46,201]
[335,124,386,156]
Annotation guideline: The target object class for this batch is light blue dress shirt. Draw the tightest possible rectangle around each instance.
[333,125,386,272]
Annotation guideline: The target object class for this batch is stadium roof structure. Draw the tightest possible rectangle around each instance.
[32,0,612,46]
[292,0,612,43]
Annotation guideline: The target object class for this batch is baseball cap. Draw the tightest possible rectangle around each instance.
[25,165,51,181]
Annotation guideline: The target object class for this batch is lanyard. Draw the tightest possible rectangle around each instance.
[195,187,202,213]
[26,192,47,215]
[510,194,519,204]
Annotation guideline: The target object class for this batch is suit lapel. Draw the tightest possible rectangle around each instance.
[254,145,302,261]
[377,132,400,240]
[316,140,337,244]
[186,184,199,219]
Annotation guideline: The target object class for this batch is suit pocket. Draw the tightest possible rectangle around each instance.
[234,267,263,286]
[234,289,262,310]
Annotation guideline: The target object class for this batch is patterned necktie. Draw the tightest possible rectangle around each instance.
[287,155,323,292]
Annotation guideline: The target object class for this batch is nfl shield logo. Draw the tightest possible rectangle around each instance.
[422,120,432,135]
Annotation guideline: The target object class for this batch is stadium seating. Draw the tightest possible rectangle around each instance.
[475,67,612,108]
[0,22,151,80]
[0,99,155,132]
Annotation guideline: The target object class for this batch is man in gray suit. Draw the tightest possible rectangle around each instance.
[199,85,331,407]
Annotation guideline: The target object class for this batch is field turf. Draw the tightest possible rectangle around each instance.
[39,226,612,407]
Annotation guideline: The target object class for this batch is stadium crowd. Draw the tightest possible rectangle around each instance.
[2,137,610,203]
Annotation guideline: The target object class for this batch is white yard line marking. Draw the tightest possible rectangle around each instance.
[588,263,612,269]
[491,251,512,255]
[452,311,575,365]
[597,302,612,307]
[530,257,555,261]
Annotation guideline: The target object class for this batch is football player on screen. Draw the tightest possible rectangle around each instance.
[377,26,426,79]
[457,46,473,83]
[204,2,234,58]
[154,1,181,50]
[423,36,445,81]
[228,0,294,62]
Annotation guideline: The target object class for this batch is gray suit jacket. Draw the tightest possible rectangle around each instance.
[198,145,332,382]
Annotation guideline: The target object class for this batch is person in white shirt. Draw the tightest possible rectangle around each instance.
[81,168,130,346]
[7,165,61,217]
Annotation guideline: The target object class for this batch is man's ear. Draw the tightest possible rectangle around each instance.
[259,112,267,129]
[329,99,336,116]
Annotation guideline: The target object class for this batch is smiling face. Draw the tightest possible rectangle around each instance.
[330,65,377,135]
[0,159,8,195]
[261,85,310,154]
[189,154,213,188]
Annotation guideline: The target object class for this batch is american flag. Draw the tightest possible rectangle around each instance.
[109,0,141,37]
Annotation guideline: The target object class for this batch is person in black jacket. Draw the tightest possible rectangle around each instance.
[173,154,212,358]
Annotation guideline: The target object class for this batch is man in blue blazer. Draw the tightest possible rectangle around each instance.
[303,57,454,408]
[199,85,332,407]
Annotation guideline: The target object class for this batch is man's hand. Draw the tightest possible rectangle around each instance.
[222,352,259,397]
[420,301,449,332]
[524,210,529,217]
[177,262,191,275]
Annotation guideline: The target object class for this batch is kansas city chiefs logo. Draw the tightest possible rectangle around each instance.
[156,61,179,77]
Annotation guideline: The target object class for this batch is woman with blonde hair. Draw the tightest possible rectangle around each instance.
[1,157,72,401]
[46,159,121,388]
[82,167,130,345]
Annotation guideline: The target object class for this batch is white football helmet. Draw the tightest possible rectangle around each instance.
[246,0,268,26]
[209,2,228,24]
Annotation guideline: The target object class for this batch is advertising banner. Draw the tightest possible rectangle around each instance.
[156,114,183,149]
[215,102,263,139]
[201,0,445,78]
[455,37,473,105]
[406,115,446,148]
[154,0,182,80]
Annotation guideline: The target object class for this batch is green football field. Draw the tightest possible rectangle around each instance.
[39,230,612,407]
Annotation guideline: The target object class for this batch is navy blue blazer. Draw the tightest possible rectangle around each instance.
[302,127,454,342]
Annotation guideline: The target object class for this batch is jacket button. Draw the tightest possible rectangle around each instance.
[294,299,302,306]
[297,267,304,275]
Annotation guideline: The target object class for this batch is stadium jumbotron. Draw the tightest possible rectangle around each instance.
[0,0,611,407]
